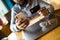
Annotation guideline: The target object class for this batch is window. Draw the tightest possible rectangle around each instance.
[2,0,15,10]
[0,0,9,15]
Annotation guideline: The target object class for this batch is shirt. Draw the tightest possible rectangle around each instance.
[10,0,54,32]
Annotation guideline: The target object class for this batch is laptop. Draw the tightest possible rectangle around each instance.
[22,17,58,40]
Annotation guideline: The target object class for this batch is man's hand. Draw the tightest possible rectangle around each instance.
[15,17,29,30]
[38,7,49,16]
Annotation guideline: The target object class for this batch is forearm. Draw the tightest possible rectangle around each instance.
[10,8,20,32]
[40,1,54,13]
[10,24,20,32]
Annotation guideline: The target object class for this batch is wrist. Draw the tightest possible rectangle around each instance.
[16,26,22,31]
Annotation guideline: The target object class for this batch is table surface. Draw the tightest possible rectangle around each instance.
[38,26,60,40]
[8,26,60,40]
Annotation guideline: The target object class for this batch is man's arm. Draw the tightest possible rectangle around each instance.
[10,8,20,32]
[10,4,29,32]
[39,1,54,13]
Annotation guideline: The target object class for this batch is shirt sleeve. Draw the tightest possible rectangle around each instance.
[10,4,29,32]
[39,1,54,13]
[10,8,20,32]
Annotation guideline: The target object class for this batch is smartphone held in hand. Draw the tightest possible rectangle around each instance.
[15,12,29,30]
[15,12,27,20]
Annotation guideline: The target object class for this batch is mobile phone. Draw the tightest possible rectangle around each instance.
[15,12,27,20]
[30,4,40,14]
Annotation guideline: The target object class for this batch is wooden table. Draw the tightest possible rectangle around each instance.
[8,26,60,40]
[38,26,60,40]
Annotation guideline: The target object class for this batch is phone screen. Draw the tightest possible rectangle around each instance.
[30,4,40,14]
[15,12,27,20]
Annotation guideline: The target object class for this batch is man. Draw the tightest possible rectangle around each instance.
[10,0,54,32]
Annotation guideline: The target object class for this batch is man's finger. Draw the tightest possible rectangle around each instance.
[18,19,25,26]
[18,21,29,30]
[20,25,27,30]
[18,19,29,26]
[19,22,26,27]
